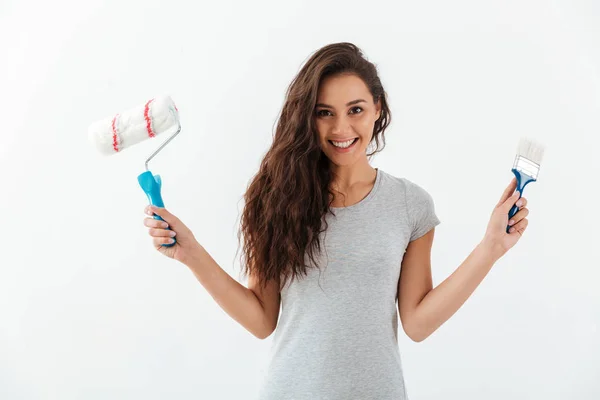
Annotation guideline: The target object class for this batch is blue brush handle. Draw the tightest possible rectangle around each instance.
[507,168,536,233]
[138,170,176,247]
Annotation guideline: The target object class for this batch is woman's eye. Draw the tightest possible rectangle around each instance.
[316,107,362,117]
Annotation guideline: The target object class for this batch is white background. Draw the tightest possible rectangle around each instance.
[1,0,599,399]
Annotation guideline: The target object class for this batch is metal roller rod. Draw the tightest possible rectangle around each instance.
[144,122,182,171]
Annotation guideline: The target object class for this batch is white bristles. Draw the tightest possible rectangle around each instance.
[88,96,180,155]
[517,137,545,166]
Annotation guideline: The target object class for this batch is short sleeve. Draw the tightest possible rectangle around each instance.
[404,179,441,242]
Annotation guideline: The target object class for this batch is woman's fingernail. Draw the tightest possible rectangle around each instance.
[516,200,523,207]
[509,227,516,233]
[169,230,176,237]
[509,220,515,226]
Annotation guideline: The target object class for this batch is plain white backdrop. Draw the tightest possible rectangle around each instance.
[1,0,599,399]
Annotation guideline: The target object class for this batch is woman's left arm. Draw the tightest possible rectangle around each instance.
[398,178,529,342]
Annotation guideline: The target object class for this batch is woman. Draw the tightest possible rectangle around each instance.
[143,42,529,399]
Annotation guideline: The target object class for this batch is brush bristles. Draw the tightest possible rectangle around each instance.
[517,137,545,166]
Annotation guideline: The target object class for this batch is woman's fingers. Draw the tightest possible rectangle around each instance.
[497,177,518,206]
[144,217,169,229]
[508,217,529,234]
[148,227,176,237]
[516,196,527,209]
[153,236,176,246]
[508,207,529,226]
[144,216,177,243]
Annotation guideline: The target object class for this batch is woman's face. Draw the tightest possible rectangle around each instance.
[314,73,381,167]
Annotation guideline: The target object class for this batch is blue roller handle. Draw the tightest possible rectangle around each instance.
[138,170,176,247]
[507,168,536,233]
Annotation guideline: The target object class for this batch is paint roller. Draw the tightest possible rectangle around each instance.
[88,95,181,247]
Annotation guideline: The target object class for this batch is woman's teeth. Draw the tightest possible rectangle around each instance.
[331,138,357,148]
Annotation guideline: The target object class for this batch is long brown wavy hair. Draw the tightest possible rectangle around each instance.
[238,42,392,290]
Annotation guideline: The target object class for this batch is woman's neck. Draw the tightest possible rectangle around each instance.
[329,160,377,206]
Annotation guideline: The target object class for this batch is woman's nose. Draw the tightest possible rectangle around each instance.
[332,116,350,134]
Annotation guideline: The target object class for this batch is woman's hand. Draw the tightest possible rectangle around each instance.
[481,177,530,259]
[143,205,202,265]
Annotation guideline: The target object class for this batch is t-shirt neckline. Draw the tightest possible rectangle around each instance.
[330,168,382,211]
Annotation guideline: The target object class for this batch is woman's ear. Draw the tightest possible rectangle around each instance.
[375,98,382,120]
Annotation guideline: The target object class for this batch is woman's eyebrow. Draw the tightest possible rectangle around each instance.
[315,99,366,109]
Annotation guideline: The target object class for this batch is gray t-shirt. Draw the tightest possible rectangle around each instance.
[257,168,440,400]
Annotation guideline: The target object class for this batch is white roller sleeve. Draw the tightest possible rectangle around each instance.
[88,96,180,155]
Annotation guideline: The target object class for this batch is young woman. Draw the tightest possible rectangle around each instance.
[143,42,529,399]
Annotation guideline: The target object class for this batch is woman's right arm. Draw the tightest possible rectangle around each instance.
[144,205,281,339]
[183,245,281,339]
